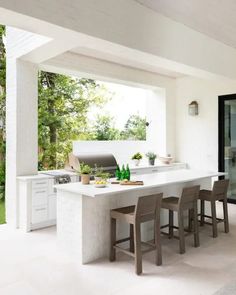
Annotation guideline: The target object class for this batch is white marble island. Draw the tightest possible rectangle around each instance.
[55,169,225,264]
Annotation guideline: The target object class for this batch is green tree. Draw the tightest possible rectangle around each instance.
[0,25,6,202]
[92,115,120,140]
[0,25,6,161]
[121,114,146,140]
[38,72,111,169]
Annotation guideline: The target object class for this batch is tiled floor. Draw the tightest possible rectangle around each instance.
[1,203,236,295]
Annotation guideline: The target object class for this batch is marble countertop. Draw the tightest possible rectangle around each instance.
[17,169,77,181]
[128,162,186,170]
[54,169,226,198]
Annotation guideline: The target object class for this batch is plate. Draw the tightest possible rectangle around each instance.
[94,184,107,188]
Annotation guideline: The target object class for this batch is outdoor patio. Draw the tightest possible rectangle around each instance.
[0,202,236,295]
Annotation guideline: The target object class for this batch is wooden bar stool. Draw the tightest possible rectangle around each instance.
[161,185,200,254]
[110,193,163,275]
[199,179,229,238]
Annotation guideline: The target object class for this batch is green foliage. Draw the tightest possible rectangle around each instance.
[94,165,110,179]
[0,25,6,206]
[132,152,143,160]
[78,162,92,175]
[92,115,120,140]
[0,199,5,224]
[146,152,157,160]
[121,114,146,140]
[38,72,111,169]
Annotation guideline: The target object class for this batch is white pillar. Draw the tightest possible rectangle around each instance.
[5,58,38,227]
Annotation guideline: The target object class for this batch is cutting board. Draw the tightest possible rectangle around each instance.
[111,181,144,186]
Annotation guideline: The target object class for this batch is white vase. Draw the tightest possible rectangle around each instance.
[133,159,140,166]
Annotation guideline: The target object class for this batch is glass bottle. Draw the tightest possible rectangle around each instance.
[126,164,130,181]
[115,165,121,180]
[120,164,126,180]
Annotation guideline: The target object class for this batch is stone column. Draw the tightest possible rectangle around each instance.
[5,58,38,227]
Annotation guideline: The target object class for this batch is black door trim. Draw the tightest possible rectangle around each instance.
[218,93,236,204]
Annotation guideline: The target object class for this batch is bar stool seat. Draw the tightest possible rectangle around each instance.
[111,206,135,223]
[110,193,163,275]
[199,189,212,201]
[161,185,200,254]
[162,197,179,211]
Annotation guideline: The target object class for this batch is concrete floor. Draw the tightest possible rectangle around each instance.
[0,203,236,295]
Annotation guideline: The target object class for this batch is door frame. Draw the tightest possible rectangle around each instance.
[218,93,236,204]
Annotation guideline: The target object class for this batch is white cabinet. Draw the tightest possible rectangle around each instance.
[48,194,57,220]
[130,163,186,176]
[18,172,78,232]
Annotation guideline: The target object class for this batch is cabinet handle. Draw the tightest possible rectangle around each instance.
[152,169,158,172]
[34,182,47,185]
[35,208,46,212]
[35,190,46,194]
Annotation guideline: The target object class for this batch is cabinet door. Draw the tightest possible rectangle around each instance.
[48,194,57,220]
[32,206,48,224]
[32,188,48,206]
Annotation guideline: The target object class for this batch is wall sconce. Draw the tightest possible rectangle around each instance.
[188,101,199,116]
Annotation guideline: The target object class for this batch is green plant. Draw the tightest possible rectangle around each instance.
[94,165,110,179]
[78,162,92,175]
[132,152,143,160]
[145,152,157,160]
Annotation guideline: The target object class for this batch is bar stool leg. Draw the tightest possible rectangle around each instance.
[169,210,174,239]
[134,222,142,275]
[188,209,193,232]
[155,215,162,266]
[211,200,218,238]
[193,203,200,247]
[223,198,229,233]
[178,210,185,254]
[200,200,205,226]
[110,218,116,261]
[130,224,134,252]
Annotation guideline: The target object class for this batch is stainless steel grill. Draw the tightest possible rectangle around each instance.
[67,153,118,177]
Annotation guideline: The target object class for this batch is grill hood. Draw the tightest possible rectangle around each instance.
[66,153,118,177]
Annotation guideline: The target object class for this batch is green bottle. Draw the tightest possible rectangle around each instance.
[115,165,121,180]
[126,164,130,181]
[120,165,126,180]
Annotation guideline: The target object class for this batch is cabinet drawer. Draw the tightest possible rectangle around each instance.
[32,206,48,224]
[32,179,48,189]
[32,189,48,206]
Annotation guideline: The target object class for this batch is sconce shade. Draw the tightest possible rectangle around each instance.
[188,101,198,116]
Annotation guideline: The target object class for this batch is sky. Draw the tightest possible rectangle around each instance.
[88,80,148,130]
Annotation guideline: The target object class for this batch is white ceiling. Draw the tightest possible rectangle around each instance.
[135,0,236,49]
[70,47,184,78]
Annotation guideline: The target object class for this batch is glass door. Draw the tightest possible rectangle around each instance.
[219,94,236,203]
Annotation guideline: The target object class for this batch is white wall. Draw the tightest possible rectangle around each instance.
[175,77,236,171]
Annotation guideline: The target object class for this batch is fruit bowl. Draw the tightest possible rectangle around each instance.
[94,180,107,188]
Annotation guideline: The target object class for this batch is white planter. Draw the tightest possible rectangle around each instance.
[133,159,140,166]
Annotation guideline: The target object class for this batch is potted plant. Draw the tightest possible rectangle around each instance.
[132,152,143,166]
[146,152,157,166]
[94,165,110,181]
[77,162,92,185]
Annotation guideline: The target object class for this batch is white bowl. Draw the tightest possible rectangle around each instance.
[94,183,107,188]
[159,156,173,164]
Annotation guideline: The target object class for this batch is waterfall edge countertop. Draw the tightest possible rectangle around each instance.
[54,169,226,198]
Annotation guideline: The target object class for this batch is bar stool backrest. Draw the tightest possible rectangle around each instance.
[135,193,163,222]
[178,185,200,208]
[212,179,229,200]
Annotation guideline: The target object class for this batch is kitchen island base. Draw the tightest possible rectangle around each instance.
[56,175,213,264]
